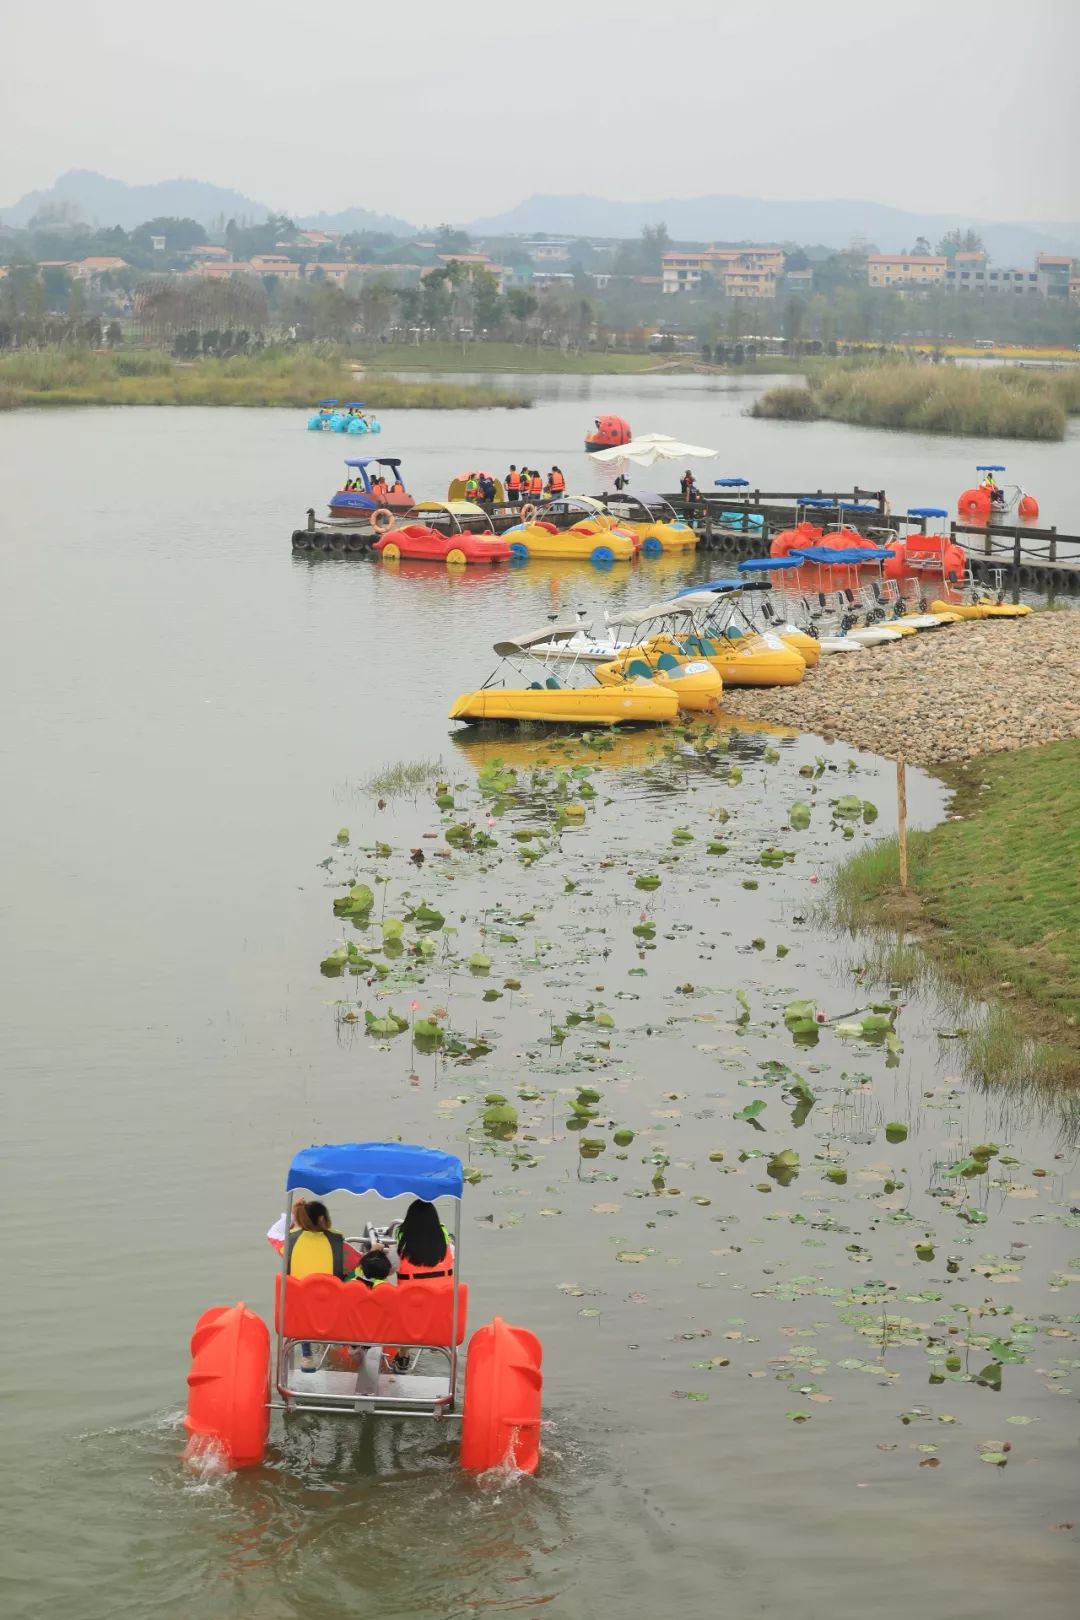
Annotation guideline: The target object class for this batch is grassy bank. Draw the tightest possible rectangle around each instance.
[751,357,1080,440]
[355,341,664,374]
[831,741,1080,1068]
[0,346,530,410]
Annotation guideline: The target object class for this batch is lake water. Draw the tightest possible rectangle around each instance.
[2,380,1078,1620]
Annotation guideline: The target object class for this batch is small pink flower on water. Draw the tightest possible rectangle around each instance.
[410,1000,420,1012]
[809,873,819,884]
[639,910,647,922]
[815,1010,826,1023]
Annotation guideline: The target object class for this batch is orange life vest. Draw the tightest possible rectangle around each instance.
[550,471,565,493]
[507,471,522,491]
[396,1240,455,1282]
[529,474,543,496]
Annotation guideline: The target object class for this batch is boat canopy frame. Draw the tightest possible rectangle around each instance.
[276,1140,466,1422]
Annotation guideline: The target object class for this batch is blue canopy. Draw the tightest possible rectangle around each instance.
[907,506,948,518]
[345,456,402,470]
[343,401,367,408]
[675,577,744,595]
[835,502,879,513]
[792,546,895,564]
[976,464,1006,471]
[714,477,750,488]
[287,1141,464,1202]
[737,556,803,573]
[796,497,834,507]
[317,398,339,406]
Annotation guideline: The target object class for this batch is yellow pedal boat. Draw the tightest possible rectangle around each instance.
[930,599,1032,620]
[506,518,636,564]
[449,683,678,726]
[594,652,723,713]
[646,631,806,687]
[603,493,699,554]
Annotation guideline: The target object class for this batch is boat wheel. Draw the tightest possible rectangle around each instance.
[590,544,614,566]
[446,548,467,565]
[641,536,663,557]
[381,541,401,561]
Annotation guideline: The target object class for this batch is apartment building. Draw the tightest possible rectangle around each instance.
[866,254,947,288]
[662,246,784,297]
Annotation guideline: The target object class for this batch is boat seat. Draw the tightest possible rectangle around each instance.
[627,659,653,679]
[698,637,717,655]
[275,1274,468,1347]
[545,677,560,690]
[529,681,542,690]
[656,653,679,671]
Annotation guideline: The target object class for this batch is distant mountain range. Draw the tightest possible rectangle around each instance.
[465,193,1080,263]
[0,170,413,237]
[3,171,1078,262]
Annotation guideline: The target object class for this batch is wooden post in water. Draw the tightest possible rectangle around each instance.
[896,754,908,895]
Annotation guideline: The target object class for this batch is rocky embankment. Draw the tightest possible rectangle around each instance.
[722,611,1080,765]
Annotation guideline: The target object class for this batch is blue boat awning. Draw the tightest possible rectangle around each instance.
[796,497,834,507]
[835,502,879,513]
[288,1142,464,1202]
[676,577,744,594]
[713,477,750,487]
[737,556,803,572]
[791,546,895,564]
[907,506,948,518]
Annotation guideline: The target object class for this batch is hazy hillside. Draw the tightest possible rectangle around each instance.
[4,172,1077,261]
[0,170,415,237]
[465,193,1080,261]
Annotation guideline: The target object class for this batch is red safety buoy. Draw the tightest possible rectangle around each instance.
[460,1317,543,1475]
[1018,493,1039,520]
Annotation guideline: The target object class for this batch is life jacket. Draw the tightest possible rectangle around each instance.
[350,1270,385,1288]
[507,470,521,491]
[550,471,565,493]
[395,1225,454,1281]
[529,474,543,496]
[390,481,404,494]
[286,1227,346,1279]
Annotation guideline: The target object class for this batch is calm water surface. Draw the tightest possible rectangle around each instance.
[1,386,1077,1620]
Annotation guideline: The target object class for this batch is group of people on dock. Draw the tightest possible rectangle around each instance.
[503,465,566,504]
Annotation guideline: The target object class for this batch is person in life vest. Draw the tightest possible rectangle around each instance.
[479,473,496,505]
[506,465,522,504]
[680,468,698,504]
[395,1199,454,1280]
[548,466,566,495]
[285,1199,349,1279]
[528,469,543,499]
[370,474,388,500]
[464,473,479,501]
[388,478,405,495]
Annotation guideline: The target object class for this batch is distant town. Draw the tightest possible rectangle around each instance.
[2,209,1078,354]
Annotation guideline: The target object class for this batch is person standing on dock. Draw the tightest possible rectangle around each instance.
[506,465,522,504]
[548,466,566,495]
[528,469,543,500]
[680,468,698,505]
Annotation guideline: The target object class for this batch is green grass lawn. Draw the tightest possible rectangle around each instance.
[832,740,1080,1052]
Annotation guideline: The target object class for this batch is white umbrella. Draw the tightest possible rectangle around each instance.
[589,432,718,468]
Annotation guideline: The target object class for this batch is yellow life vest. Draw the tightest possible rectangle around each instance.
[286,1227,346,1279]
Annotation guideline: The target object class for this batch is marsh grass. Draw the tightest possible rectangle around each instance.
[0,346,529,410]
[357,758,447,798]
[355,342,662,375]
[751,357,1079,440]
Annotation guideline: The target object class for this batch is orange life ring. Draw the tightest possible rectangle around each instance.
[519,503,538,523]
[371,506,394,533]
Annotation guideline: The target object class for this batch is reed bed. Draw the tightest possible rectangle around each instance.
[0,346,530,410]
[751,358,1079,440]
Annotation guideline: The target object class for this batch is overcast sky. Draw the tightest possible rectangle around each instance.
[5,0,1079,223]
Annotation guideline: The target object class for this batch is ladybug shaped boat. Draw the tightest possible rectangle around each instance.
[585,414,632,454]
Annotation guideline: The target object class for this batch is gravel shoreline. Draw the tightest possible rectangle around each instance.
[722,612,1080,765]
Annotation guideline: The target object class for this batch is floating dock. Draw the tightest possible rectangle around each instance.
[291,493,1080,592]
